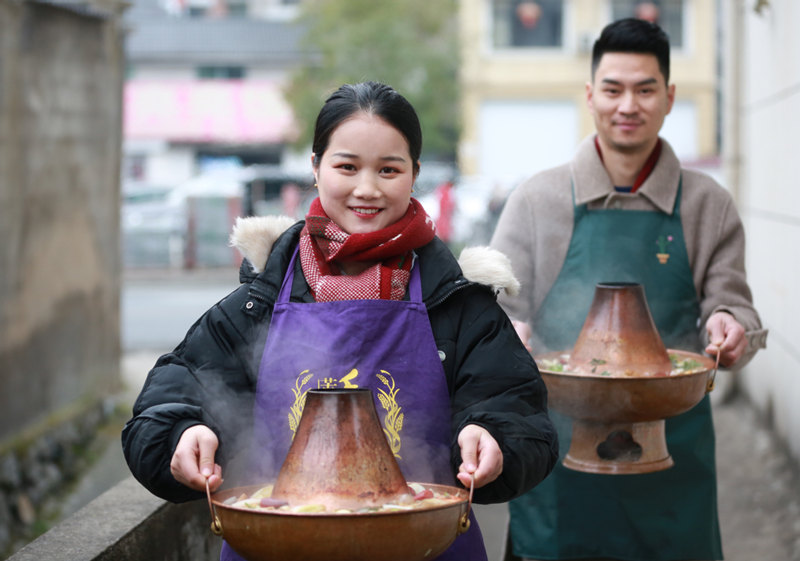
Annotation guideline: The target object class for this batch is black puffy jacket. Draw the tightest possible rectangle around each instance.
[122,219,558,504]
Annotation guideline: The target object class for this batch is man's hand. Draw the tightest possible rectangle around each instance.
[705,311,747,368]
[170,425,223,492]
[456,424,503,489]
[512,320,533,353]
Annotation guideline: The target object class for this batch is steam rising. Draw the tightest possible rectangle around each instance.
[200,318,458,490]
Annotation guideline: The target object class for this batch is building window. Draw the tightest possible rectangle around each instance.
[196,66,246,79]
[123,154,146,181]
[226,0,247,16]
[492,0,564,49]
[610,0,684,49]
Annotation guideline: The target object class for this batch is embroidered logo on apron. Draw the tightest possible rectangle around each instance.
[655,233,673,264]
[287,368,406,459]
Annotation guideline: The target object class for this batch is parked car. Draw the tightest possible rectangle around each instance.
[239,164,315,219]
[122,181,186,268]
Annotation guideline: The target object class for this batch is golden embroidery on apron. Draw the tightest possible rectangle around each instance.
[288,369,314,436]
[375,370,403,459]
[337,368,359,388]
[288,368,370,439]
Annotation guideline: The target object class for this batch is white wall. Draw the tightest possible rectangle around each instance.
[477,96,700,189]
[478,99,579,186]
[130,65,196,80]
[661,100,699,161]
[730,0,800,460]
[147,147,196,186]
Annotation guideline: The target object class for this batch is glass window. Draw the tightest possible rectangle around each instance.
[123,154,146,181]
[196,66,247,79]
[492,0,564,49]
[610,0,684,48]
[226,1,247,16]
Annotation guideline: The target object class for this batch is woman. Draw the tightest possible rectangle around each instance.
[122,81,558,561]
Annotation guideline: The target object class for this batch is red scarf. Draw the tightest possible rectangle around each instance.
[299,197,436,301]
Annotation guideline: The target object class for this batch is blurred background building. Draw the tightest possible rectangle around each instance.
[123,0,304,184]
[453,0,720,244]
[121,0,314,268]
[459,0,716,182]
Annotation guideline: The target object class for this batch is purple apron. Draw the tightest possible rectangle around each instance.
[221,249,486,561]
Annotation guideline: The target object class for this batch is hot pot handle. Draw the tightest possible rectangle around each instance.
[206,478,223,536]
[458,473,475,535]
[706,350,721,393]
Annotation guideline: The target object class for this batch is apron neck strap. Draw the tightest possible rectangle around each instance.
[672,177,683,216]
[277,248,299,304]
[408,254,422,301]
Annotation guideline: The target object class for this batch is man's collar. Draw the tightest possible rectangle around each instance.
[572,135,680,214]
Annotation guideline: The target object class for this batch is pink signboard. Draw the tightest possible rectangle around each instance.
[124,80,296,143]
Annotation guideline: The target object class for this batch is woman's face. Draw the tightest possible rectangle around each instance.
[313,112,417,235]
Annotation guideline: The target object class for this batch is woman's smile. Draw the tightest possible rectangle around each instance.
[351,206,382,216]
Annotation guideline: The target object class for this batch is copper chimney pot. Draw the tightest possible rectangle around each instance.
[536,282,716,475]
[570,282,673,377]
[270,388,411,511]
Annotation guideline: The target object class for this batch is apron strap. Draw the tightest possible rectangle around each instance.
[408,255,422,302]
[276,247,300,304]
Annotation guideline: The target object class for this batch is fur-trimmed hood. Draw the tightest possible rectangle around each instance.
[229,215,520,296]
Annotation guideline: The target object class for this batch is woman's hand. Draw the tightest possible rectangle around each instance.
[170,425,223,492]
[456,424,503,489]
[705,311,747,368]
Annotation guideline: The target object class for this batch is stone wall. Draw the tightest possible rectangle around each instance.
[0,0,125,439]
[0,399,119,556]
[7,477,221,561]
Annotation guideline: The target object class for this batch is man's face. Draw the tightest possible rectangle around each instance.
[586,52,675,155]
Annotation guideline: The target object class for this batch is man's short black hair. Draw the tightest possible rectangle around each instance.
[591,17,671,83]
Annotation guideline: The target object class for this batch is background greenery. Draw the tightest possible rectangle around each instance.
[284,0,461,162]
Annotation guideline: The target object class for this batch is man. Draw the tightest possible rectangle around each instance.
[490,17,768,561]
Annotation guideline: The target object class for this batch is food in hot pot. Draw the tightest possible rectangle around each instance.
[538,353,706,377]
[226,482,462,514]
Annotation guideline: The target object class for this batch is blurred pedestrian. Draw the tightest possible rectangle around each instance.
[434,176,456,244]
[279,181,302,218]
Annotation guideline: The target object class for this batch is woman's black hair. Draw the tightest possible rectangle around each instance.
[311,81,422,174]
[591,17,671,84]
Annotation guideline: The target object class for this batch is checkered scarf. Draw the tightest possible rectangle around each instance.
[299,197,436,301]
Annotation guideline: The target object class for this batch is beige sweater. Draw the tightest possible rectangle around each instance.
[490,136,767,366]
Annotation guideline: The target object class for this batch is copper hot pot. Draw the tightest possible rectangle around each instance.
[535,282,718,474]
[205,388,472,561]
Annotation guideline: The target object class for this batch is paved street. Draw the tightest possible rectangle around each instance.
[116,267,800,561]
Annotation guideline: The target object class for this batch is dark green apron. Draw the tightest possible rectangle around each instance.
[510,181,722,560]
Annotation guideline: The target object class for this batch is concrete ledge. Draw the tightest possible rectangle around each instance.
[8,477,221,561]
